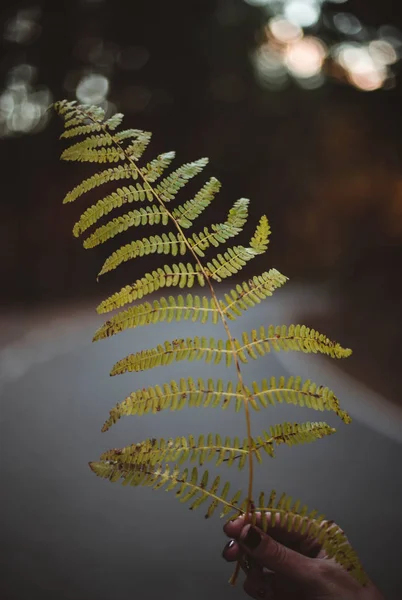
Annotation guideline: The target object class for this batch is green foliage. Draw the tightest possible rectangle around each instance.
[54,99,366,587]
[99,421,336,469]
[100,375,350,432]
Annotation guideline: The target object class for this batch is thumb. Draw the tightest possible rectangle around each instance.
[239,524,319,585]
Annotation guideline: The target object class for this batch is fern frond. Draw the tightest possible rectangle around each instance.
[124,130,152,160]
[101,376,350,432]
[93,268,287,340]
[98,231,188,276]
[249,214,270,253]
[173,177,221,228]
[220,269,288,319]
[188,197,249,256]
[109,326,351,376]
[93,294,220,341]
[72,158,208,237]
[99,422,336,470]
[249,376,351,423]
[232,324,352,361]
[89,460,239,518]
[97,198,249,276]
[61,130,151,159]
[54,101,363,589]
[104,113,124,130]
[54,100,103,128]
[61,145,125,163]
[62,165,138,204]
[154,157,209,202]
[60,122,103,139]
[205,215,270,282]
[83,174,217,248]
[96,262,205,314]
[100,433,250,469]
[96,221,267,312]
[83,205,170,248]
[61,133,114,153]
[141,151,176,182]
[64,153,175,205]
[72,183,154,237]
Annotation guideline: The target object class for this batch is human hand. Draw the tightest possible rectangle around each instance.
[222,513,384,600]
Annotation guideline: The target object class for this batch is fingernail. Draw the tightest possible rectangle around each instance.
[241,525,261,550]
[222,539,235,557]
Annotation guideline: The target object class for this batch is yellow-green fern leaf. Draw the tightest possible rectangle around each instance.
[263,421,336,450]
[100,422,335,470]
[89,460,241,519]
[249,214,270,252]
[235,324,352,361]
[101,378,241,431]
[63,152,175,205]
[249,376,351,424]
[124,131,152,160]
[74,159,207,237]
[109,336,233,375]
[83,205,171,249]
[100,375,349,431]
[97,198,248,275]
[96,262,205,314]
[141,151,176,182]
[93,294,221,341]
[62,165,139,204]
[62,133,114,154]
[60,122,103,139]
[84,173,216,248]
[98,231,187,276]
[187,198,249,257]
[113,128,150,143]
[205,215,270,282]
[103,112,124,130]
[154,158,209,202]
[173,177,221,228]
[93,269,288,338]
[61,145,125,163]
[54,100,105,128]
[109,326,351,376]
[61,129,151,158]
[221,269,289,320]
[96,220,269,313]
[53,99,77,116]
[72,183,154,237]
[100,433,247,469]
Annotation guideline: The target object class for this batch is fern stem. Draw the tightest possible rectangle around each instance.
[76,106,255,585]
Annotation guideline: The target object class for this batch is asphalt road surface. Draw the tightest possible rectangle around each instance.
[1,285,402,600]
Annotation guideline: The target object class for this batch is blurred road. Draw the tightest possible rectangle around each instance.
[1,284,402,600]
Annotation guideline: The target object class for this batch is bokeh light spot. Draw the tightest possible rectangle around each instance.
[76,74,109,104]
[268,17,303,44]
[284,1,320,28]
[369,40,397,66]
[285,36,326,78]
[333,13,362,36]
